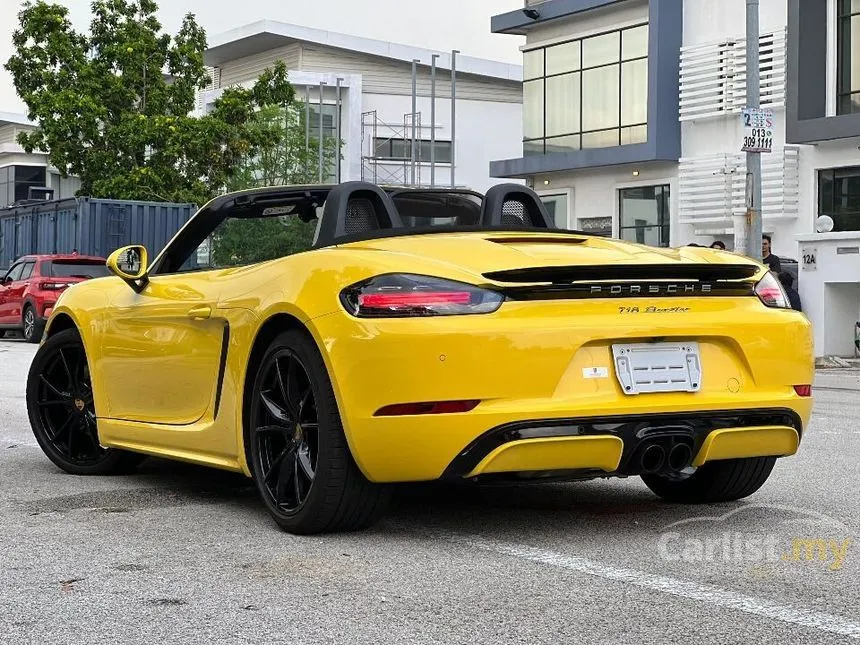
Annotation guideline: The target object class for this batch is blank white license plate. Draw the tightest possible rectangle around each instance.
[611,342,702,395]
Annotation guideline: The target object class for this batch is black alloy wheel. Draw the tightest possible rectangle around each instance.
[26,329,145,475]
[23,305,41,344]
[253,348,320,515]
[248,329,390,534]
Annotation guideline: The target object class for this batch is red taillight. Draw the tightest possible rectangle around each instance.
[793,385,812,397]
[754,272,790,308]
[341,274,504,318]
[375,400,480,416]
[358,291,473,308]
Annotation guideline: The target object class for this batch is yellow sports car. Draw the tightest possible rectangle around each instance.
[26,182,814,534]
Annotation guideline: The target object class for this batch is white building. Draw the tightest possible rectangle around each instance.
[490,0,860,358]
[0,112,80,208]
[197,20,524,193]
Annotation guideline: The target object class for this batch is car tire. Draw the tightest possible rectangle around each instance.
[641,456,777,504]
[247,329,391,534]
[26,328,146,475]
[22,304,44,344]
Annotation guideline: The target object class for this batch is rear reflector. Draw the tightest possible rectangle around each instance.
[375,400,480,416]
[793,385,812,397]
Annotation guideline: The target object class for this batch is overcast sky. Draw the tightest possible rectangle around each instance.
[1,0,525,114]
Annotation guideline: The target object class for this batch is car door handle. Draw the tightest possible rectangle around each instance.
[187,305,212,320]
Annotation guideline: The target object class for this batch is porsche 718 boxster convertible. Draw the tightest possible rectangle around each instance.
[25,182,814,534]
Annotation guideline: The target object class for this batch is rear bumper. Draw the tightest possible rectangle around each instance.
[310,299,814,483]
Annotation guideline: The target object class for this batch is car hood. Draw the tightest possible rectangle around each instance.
[338,232,763,281]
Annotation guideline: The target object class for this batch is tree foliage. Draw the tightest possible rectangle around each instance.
[213,103,340,263]
[209,217,317,268]
[228,104,340,191]
[4,0,297,206]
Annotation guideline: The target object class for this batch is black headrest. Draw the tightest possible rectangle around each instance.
[314,182,404,247]
[479,183,555,229]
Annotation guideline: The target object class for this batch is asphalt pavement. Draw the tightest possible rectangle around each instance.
[1,338,859,644]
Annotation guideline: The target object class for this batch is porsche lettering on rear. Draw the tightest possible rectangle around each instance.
[25,181,814,535]
[590,283,713,295]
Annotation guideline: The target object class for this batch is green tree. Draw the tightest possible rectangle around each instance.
[209,217,317,267]
[213,102,341,264]
[228,103,340,191]
[5,0,297,206]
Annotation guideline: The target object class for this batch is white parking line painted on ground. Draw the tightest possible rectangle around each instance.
[815,430,860,435]
[451,534,860,640]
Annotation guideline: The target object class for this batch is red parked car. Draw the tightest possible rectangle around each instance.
[0,253,109,343]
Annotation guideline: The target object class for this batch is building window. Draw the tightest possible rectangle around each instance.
[539,192,570,228]
[819,166,860,231]
[522,23,649,156]
[14,166,47,203]
[374,138,453,164]
[0,166,11,207]
[838,0,860,114]
[0,165,47,206]
[619,184,670,247]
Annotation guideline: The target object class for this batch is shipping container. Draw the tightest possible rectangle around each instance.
[0,197,197,269]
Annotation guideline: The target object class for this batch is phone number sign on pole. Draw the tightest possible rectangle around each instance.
[741,108,774,153]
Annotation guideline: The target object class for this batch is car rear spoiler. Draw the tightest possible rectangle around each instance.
[483,264,761,284]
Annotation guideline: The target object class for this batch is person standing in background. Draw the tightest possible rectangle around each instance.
[762,235,781,273]
[778,271,802,312]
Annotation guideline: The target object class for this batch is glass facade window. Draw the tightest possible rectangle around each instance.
[539,193,570,228]
[837,0,860,114]
[619,184,670,247]
[819,166,860,231]
[305,103,340,183]
[522,23,649,155]
[373,138,453,164]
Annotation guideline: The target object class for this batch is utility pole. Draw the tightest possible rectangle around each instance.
[335,77,343,183]
[305,86,310,179]
[411,59,419,186]
[451,49,459,188]
[430,54,439,187]
[743,0,763,261]
[318,81,326,183]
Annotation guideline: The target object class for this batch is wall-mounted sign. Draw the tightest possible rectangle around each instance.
[741,108,774,153]
[801,248,817,270]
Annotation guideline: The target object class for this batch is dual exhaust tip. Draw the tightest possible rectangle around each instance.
[639,441,693,474]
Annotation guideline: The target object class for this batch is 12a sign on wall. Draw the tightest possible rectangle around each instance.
[741,108,774,153]
[801,248,817,271]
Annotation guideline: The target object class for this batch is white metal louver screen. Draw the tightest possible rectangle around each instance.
[679,29,786,121]
[196,68,222,113]
[678,146,799,228]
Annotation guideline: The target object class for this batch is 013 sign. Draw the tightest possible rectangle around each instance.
[741,108,774,153]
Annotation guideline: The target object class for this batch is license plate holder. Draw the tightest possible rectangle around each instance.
[611,342,702,395]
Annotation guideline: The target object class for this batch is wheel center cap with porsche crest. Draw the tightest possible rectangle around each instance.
[73,399,85,412]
